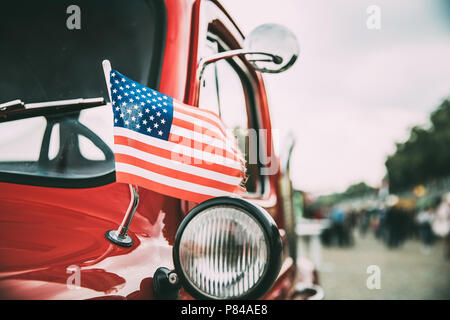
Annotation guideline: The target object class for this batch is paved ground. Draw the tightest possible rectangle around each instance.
[318,233,450,299]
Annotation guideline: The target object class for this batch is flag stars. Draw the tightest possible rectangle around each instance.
[110,70,172,140]
[111,72,116,77]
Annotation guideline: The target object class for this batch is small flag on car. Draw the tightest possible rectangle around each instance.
[103,61,246,203]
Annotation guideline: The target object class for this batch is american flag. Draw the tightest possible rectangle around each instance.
[108,69,246,203]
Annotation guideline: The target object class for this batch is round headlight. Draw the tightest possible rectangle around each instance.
[173,197,282,300]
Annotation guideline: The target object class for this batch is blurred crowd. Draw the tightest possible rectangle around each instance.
[315,193,450,258]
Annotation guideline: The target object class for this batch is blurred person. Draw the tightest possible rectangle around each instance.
[384,197,409,248]
[416,205,436,254]
[330,205,347,247]
[359,209,372,237]
[344,210,356,246]
[370,211,380,234]
[377,196,396,244]
[375,207,388,241]
[385,206,402,248]
[320,207,333,246]
[432,193,450,259]
[404,207,418,240]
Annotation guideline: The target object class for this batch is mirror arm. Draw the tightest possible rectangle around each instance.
[197,49,282,81]
[281,132,296,174]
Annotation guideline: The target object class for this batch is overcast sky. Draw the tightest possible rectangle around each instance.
[222,0,450,194]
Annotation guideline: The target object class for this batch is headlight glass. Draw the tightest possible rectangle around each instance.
[178,205,268,299]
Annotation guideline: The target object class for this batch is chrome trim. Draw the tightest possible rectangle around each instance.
[197,49,282,83]
[25,97,105,109]
[293,283,325,300]
[0,99,24,110]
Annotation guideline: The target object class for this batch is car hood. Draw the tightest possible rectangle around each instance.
[0,182,181,299]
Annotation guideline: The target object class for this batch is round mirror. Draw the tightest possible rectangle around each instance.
[244,23,299,73]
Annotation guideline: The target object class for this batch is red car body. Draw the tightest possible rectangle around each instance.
[0,0,300,299]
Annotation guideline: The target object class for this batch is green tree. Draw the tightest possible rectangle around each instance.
[386,99,450,192]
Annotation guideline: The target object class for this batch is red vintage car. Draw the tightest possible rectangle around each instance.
[0,0,320,300]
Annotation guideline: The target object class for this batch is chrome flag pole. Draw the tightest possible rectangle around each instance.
[102,59,139,247]
[106,184,139,247]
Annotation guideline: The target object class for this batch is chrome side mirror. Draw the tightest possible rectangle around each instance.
[244,23,299,73]
[198,23,299,79]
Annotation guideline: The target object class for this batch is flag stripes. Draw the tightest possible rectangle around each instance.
[109,68,246,203]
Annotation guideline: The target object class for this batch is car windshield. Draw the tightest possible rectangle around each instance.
[0,0,166,187]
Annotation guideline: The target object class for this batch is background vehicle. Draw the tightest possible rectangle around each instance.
[0,0,319,299]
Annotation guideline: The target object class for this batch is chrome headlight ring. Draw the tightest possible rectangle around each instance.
[172,196,282,300]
